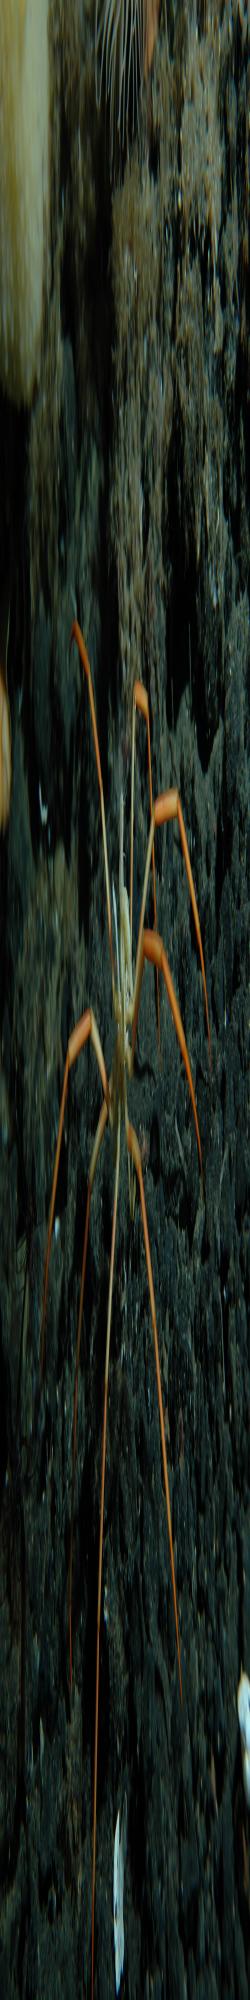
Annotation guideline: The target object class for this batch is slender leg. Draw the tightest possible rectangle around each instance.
[68,1095,108,1687]
[41,1008,110,1373]
[70,620,114,984]
[134,788,211,1065]
[130,679,158,978]
[133,927,203,1173]
[156,790,211,1055]
[91,1107,121,2000]
[126,1113,182,1701]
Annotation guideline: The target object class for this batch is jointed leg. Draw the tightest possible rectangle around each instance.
[41,1008,110,1373]
[126,1113,182,1701]
[156,789,211,1056]
[130,676,159,1048]
[130,679,158,958]
[134,787,211,1065]
[133,928,203,1173]
[68,1094,108,1687]
[71,621,114,983]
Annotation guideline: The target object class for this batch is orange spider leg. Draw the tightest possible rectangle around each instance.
[134,928,202,1173]
[134,788,211,1067]
[68,1092,109,1688]
[40,1009,110,1375]
[126,1114,182,1701]
[70,620,114,981]
[156,790,211,1057]
[130,680,157,976]
[91,1107,121,2000]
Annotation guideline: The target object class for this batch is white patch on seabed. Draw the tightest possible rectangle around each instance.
[237,1670,250,1808]
[39,779,48,826]
[113,1794,127,1993]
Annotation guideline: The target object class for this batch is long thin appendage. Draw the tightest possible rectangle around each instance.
[130,679,159,1038]
[130,680,157,952]
[126,1115,182,1701]
[68,1095,108,1688]
[70,620,114,982]
[134,789,211,1066]
[40,1008,110,1374]
[91,1109,121,2000]
[133,929,203,1174]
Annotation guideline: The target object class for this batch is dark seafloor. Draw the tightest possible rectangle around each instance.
[0,3,249,1996]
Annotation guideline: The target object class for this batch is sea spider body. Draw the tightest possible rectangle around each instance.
[41,621,210,1994]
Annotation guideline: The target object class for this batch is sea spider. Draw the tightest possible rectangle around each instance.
[41,619,210,1992]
